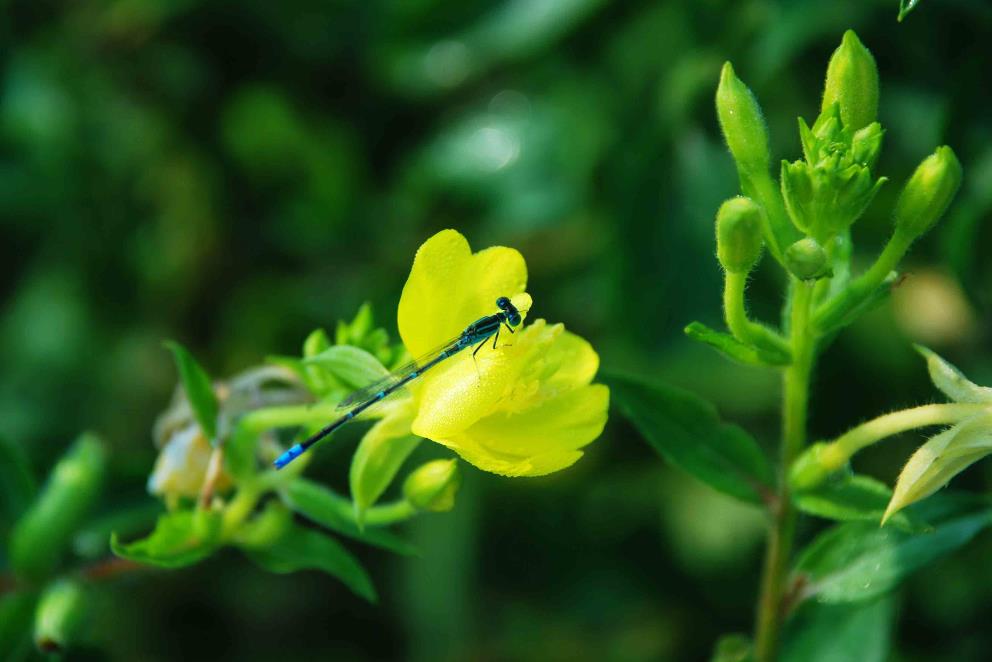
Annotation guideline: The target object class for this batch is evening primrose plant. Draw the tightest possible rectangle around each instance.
[0,230,607,655]
[610,30,979,662]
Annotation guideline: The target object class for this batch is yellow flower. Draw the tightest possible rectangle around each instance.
[395,229,609,476]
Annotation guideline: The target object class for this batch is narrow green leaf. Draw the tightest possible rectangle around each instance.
[685,322,789,367]
[782,596,894,662]
[72,501,163,559]
[164,341,219,440]
[0,436,36,531]
[915,345,992,404]
[9,433,106,582]
[898,0,922,21]
[794,493,992,604]
[302,328,331,358]
[111,509,223,568]
[793,473,918,531]
[304,345,390,392]
[282,478,417,555]
[607,373,774,504]
[350,409,421,522]
[244,522,377,602]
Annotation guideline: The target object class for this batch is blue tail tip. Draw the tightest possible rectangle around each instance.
[273,444,304,470]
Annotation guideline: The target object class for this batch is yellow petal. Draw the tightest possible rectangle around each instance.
[431,384,609,477]
[398,229,527,357]
[411,320,559,438]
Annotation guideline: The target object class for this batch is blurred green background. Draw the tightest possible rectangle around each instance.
[2,0,991,659]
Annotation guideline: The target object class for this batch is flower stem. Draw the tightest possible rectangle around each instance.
[724,271,791,356]
[755,279,815,661]
[821,402,985,470]
[813,228,914,332]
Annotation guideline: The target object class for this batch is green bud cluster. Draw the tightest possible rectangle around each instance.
[716,197,764,274]
[781,104,886,242]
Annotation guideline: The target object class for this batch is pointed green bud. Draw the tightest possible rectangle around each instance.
[893,146,962,238]
[785,238,829,280]
[403,459,461,512]
[716,62,770,175]
[822,30,879,131]
[34,580,86,653]
[716,197,764,273]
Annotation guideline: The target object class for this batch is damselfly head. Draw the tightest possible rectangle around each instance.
[496,296,523,326]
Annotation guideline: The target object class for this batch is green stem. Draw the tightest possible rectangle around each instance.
[820,402,986,471]
[755,279,815,662]
[240,403,340,432]
[743,169,800,264]
[813,229,914,332]
[724,272,791,357]
[363,500,417,527]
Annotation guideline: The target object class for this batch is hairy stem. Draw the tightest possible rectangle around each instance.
[755,279,814,661]
[724,271,791,357]
[813,229,914,332]
[821,402,986,470]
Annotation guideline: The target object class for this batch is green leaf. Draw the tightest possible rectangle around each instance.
[302,328,331,358]
[9,433,106,582]
[72,501,163,559]
[794,493,992,604]
[233,501,293,549]
[915,345,992,404]
[607,373,774,504]
[883,412,992,523]
[111,509,223,568]
[793,473,918,531]
[281,478,417,555]
[710,634,753,662]
[244,522,377,602]
[685,322,789,367]
[0,592,36,660]
[0,436,36,532]
[164,341,219,440]
[350,410,421,523]
[782,596,894,662]
[304,345,390,392]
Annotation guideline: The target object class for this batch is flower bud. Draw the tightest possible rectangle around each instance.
[9,434,106,582]
[403,459,461,512]
[716,62,770,174]
[34,580,86,653]
[822,30,879,131]
[785,238,829,280]
[716,197,764,273]
[893,146,962,238]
